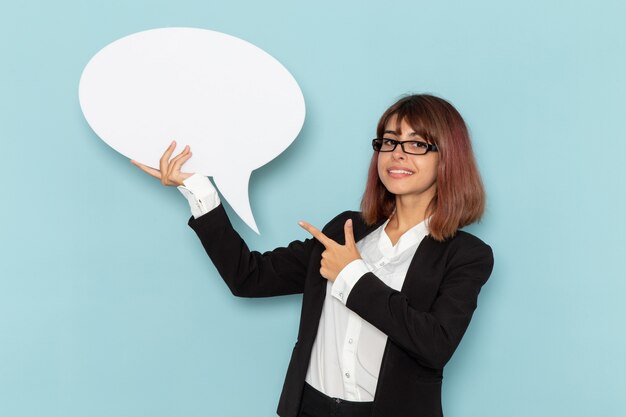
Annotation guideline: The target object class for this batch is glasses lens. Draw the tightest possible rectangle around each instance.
[373,138,398,152]
[404,141,427,155]
[380,139,396,151]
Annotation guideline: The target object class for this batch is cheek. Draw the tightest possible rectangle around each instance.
[424,158,439,185]
[376,153,388,180]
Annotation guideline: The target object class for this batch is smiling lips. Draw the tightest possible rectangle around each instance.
[387,167,415,178]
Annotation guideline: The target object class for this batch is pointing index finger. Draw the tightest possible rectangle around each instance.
[298,221,334,248]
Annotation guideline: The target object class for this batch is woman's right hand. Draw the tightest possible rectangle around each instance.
[131,141,194,186]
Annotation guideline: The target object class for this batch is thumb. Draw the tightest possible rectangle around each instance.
[344,219,356,247]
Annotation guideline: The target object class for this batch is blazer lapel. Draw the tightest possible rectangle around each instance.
[400,236,447,310]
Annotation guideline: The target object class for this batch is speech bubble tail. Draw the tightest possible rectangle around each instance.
[213,173,260,234]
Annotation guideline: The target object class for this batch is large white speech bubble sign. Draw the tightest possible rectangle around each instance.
[79,28,306,233]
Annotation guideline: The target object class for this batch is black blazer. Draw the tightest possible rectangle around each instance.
[189,205,494,417]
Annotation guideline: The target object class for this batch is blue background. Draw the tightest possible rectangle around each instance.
[2,0,625,416]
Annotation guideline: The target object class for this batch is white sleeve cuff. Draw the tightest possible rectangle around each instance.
[331,259,370,305]
[177,174,221,218]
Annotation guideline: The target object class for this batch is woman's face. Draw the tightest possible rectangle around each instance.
[377,115,439,204]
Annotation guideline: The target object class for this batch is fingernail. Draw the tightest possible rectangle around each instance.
[298,221,304,226]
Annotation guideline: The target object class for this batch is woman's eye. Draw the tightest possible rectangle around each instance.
[382,139,396,146]
[410,141,427,148]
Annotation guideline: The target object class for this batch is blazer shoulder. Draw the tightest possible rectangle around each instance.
[442,230,494,272]
[420,230,493,267]
[450,230,491,250]
[422,229,490,251]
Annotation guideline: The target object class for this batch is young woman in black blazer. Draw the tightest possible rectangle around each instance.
[133,94,494,417]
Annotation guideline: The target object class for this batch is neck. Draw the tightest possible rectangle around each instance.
[388,194,433,232]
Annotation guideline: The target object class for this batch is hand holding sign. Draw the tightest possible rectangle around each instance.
[298,219,361,282]
[79,28,306,233]
[131,141,193,186]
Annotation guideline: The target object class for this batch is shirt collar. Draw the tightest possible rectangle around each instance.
[377,217,429,258]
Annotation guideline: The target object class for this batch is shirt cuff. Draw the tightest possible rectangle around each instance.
[331,259,370,305]
[177,174,221,218]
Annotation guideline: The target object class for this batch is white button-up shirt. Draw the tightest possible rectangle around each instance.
[305,215,428,401]
[178,174,428,402]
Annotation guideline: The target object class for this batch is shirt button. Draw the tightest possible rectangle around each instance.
[348,338,353,344]
[345,372,350,378]
[338,292,343,299]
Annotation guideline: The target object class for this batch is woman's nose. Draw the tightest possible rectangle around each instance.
[392,144,406,160]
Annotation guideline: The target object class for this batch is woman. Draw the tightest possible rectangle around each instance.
[133,94,494,417]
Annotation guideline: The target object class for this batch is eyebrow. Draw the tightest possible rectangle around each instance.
[383,130,422,138]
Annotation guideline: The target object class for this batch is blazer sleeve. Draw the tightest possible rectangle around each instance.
[188,204,315,297]
[345,237,494,369]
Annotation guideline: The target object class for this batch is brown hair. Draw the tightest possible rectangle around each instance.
[360,94,486,241]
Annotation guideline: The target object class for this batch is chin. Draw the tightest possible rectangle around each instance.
[380,179,412,195]
[382,181,437,200]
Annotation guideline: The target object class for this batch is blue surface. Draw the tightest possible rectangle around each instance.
[1,0,625,416]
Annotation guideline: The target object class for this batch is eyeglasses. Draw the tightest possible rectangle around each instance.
[372,138,438,155]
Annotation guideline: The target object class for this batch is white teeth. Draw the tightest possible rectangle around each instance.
[389,169,413,175]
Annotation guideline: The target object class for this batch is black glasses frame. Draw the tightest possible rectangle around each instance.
[371,138,438,155]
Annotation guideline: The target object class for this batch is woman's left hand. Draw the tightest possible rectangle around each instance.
[298,219,361,282]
